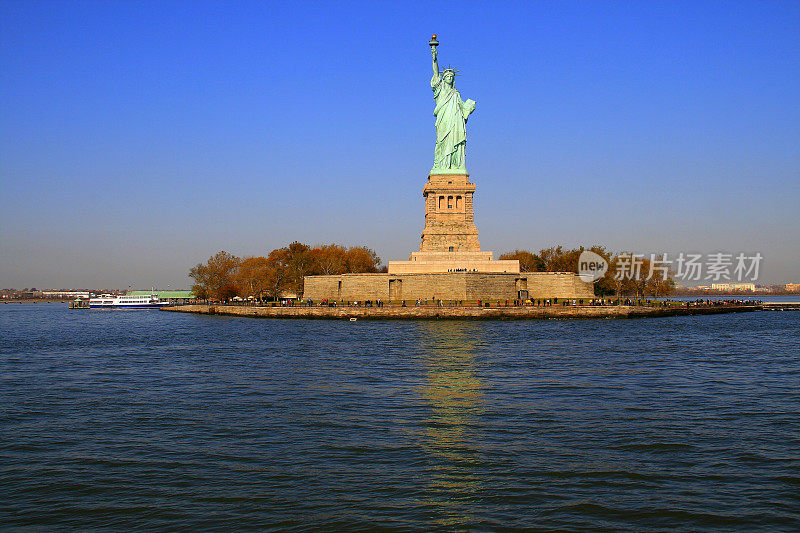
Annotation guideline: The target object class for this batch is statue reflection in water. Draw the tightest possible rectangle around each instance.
[418,321,485,528]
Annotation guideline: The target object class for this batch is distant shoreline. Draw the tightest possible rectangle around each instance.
[1,299,69,304]
[674,291,797,297]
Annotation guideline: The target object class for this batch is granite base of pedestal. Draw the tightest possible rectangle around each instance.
[303,271,595,302]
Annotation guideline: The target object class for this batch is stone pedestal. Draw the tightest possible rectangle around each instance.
[387,171,520,274]
[306,170,597,300]
[419,173,481,252]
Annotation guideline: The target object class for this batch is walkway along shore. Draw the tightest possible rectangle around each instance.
[161,304,762,320]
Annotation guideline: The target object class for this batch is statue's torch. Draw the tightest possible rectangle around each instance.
[429,34,439,52]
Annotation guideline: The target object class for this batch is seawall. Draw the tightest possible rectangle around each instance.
[161,304,760,320]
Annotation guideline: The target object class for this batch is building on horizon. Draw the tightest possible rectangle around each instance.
[41,290,91,299]
[710,283,756,292]
[128,290,194,305]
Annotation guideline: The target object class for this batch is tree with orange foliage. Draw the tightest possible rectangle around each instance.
[311,244,348,275]
[498,250,545,272]
[285,242,316,297]
[235,256,272,301]
[189,250,241,301]
[190,243,384,301]
[345,246,381,273]
[261,247,291,300]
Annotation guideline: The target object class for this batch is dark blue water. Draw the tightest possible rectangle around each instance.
[1,304,799,531]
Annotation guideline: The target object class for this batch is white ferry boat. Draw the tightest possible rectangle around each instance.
[88,294,169,309]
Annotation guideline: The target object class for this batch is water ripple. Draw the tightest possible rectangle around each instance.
[1,305,798,531]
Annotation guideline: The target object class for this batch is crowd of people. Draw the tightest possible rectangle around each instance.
[199,297,762,309]
[291,298,760,308]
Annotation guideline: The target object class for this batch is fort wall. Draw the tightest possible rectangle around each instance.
[303,272,595,302]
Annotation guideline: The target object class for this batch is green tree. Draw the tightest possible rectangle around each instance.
[611,252,648,298]
[587,245,617,296]
[645,258,677,299]
[648,276,676,299]
[286,242,315,297]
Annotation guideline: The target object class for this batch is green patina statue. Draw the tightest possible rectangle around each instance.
[430,35,476,173]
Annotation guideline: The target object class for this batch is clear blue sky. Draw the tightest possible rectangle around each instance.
[1,0,798,288]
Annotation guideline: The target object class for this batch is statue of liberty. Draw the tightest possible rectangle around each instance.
[429,35,476,172]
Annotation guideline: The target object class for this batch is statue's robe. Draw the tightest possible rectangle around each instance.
[432,74,476,171]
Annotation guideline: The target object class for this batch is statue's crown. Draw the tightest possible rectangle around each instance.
[442,65,460,76]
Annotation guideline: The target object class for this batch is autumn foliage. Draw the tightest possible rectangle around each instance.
[190,242,674,301]
[189,243,382,301]
[499,246,675,298]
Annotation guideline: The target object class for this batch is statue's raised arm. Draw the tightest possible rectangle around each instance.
[430,34,440,79]
[428,35,475,173]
